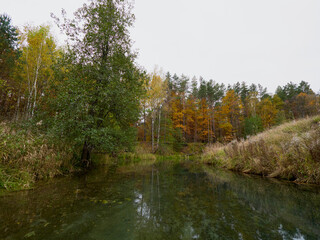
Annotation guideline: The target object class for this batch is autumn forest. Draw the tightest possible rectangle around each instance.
[0,0,320,188]
[1,0,320,239]
[1,11,319,156]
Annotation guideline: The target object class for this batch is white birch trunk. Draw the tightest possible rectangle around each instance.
[151,114,154,152]
[31,41,43,117]
[156,107,161,149]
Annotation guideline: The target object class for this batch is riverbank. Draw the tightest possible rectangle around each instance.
[0,121,190,192]
[0,121,77,192]
[201,115,320,184]
[2,115,320,192]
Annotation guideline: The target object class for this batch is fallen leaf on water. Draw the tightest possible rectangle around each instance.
[24,231,35,238]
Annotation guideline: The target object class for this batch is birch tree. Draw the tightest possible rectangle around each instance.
[18,25,57,118]
[147,69,167,152]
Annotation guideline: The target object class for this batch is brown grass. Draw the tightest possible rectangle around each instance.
[202,115,320,184]
[0,122,75,190]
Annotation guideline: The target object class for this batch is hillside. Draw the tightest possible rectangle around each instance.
[202,115,320,184]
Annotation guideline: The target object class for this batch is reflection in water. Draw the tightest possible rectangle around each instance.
[0,162,320,239]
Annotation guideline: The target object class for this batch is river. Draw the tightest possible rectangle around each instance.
[1,161,320,239]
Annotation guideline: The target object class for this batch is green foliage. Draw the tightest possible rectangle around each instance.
[48,0,144,163]
[0,167,31,191]
[172,128,185,152]
[0,14,19,79]
[182,142,205,155]
[244,115,263,137]
[274,110,286,125]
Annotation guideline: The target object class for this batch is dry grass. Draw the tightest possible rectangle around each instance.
[202,115,320,184]
[0,122,75,191]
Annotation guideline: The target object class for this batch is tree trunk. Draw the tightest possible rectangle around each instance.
[15,91,21,121]
[194,112,197,143]
[207,114,210,143]
[212,110,215,142]
[156,107,161,150]
[81,141,91,167]
[143,104,146,142]
[151,114,154,152]
[31,41,43,117]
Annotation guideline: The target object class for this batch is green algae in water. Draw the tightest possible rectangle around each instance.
[0,162,320,239]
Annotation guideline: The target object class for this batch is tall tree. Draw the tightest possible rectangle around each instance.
[0,14,19,118]
[0,14,18,80]
[216,90,243,141]
[257,97,278,128]
[18,25,58,118]
[147,69,167,152]
[50,0,144,165]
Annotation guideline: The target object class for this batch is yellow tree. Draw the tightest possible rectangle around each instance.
[216,90,243,141]
[292,92,318,118]
[171,92,185,133]
[257,97,278,128]
[146,69,167,151]
[196,98,212,142]
[184,96,197,142]
[17,25,58,118]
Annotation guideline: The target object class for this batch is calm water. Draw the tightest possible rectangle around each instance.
[1,161,320,240]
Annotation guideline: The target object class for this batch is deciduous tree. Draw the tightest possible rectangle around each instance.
[50,0,144,164]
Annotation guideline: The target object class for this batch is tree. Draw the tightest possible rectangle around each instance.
[244,91,259,117]
[0,14,19,117]
[50,0,144,165]
[17,25,58,118]
[197,98,212,142]
[0,14,18,80]
[244,115,263,137]
[146,69,167,152]
[216,90,243,141]
[272,94,286,125]
[257,97,278,128]
[206,80,225,142]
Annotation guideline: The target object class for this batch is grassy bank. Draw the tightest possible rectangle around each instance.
[0,121,193,192]
[0,122,77,191]
[201,115,320,184]
[4,115,319,192]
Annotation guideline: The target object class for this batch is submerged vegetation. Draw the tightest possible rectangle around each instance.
[202,115,320,184]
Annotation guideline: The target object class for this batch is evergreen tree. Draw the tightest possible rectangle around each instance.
[0,14,19,117]
[244,115,263,137]
[0,14,18,80]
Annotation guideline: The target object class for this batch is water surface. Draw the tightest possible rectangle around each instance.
[1,162,320,239]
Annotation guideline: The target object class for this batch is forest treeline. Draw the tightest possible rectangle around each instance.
[138,70,319,153]
[1,6,319,159]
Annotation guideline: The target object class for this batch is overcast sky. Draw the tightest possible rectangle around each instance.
[2,0,320,92]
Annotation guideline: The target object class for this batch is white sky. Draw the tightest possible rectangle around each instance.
[2,0,320,92]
